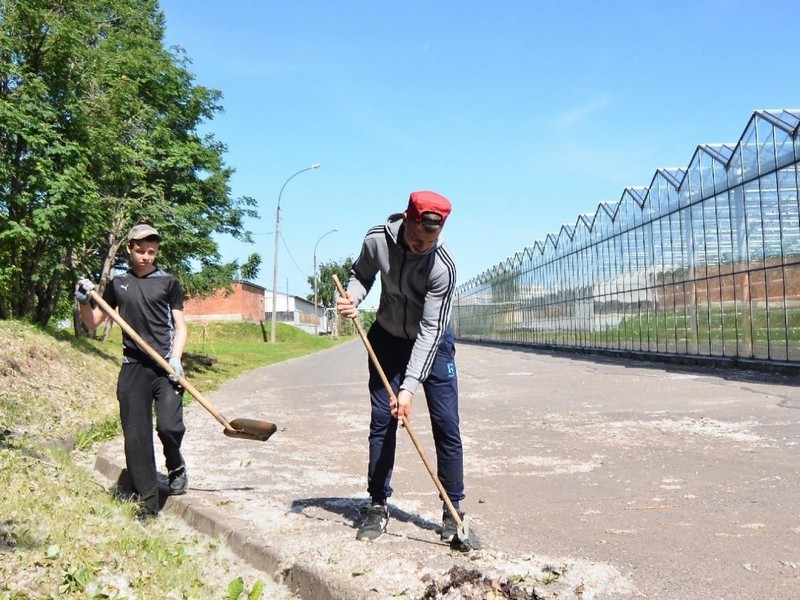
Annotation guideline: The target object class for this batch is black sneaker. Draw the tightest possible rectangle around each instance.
[356,505,389,541]
[441,509,465,542]
[168,466,188,496]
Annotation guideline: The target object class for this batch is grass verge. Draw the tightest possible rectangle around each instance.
[0,319,342,599]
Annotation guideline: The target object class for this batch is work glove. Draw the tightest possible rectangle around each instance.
[168,357,184,383]
[75,278,96,305]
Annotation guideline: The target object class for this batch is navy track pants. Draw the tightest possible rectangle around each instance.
[365,322,465,507]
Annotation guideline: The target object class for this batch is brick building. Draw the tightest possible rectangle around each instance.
[182,281,266,323]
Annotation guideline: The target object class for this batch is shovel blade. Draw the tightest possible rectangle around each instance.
[225,418,277,442]
[449,516,482,552]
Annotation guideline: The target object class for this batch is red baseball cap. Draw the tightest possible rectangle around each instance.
[406,191,451,226]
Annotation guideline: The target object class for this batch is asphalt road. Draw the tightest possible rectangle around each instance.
[96,339,800,599]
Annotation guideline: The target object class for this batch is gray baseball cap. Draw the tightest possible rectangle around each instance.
[127,223,161,242]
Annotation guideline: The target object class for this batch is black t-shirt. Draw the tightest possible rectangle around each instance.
[102,268,184,362]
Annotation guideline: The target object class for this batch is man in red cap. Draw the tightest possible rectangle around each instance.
[337,191,466,542]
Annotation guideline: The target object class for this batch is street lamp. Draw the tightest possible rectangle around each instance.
[313,228,338,335]
[270,163,320,343]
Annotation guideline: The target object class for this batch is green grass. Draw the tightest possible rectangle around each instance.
[90,320,341,394]
[182,321,340,391]
[0,319,341,599]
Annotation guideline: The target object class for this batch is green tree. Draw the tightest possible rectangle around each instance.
[307,256,354,308]
[0,0,259,327]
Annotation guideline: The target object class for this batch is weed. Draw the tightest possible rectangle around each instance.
[59,565,94,594]
[75,418,122,450]
[226,576,266,599]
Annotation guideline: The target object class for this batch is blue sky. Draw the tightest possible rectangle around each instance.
[159,0,798,307]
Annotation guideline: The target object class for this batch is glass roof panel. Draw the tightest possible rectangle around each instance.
[756,109,800,135]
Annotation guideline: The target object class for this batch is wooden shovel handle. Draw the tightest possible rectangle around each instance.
[88,289,235,432]
[332,275,463,527]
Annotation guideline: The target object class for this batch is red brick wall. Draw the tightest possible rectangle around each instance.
[183,282,265,323]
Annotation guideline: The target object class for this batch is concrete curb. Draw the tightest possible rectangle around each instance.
[93,453,371,600]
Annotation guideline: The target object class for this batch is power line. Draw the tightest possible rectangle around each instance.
[280,233,310,280]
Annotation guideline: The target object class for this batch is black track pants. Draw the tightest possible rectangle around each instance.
[117,360,185,513]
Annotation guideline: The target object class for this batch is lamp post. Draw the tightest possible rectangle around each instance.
[313,228,338,335]
[270,163,320,343]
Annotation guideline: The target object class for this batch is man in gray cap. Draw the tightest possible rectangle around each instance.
[76,223,188,520]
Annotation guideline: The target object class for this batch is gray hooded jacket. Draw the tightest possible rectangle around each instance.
[346,213,456,394]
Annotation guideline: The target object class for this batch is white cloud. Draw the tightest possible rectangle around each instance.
[554,93,614,129]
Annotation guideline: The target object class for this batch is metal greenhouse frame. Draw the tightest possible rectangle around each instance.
[453,109,800,366]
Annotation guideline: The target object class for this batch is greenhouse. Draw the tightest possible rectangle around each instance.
[452,109,800,365]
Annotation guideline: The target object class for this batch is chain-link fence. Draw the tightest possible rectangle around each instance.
[453,110,800,365]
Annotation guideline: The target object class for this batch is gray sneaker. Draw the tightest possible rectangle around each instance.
[356,505,389,541]
[168,465,188,495]
[440,509,465,542]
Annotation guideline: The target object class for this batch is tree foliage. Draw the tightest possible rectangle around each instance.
[0,0,259,326]
[307,256,354,308]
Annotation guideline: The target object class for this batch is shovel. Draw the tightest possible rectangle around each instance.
[332,275,479,551]
[89,290,277,442]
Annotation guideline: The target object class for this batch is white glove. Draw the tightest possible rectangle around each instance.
[75,278,96,305]
[168,357,184,383]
